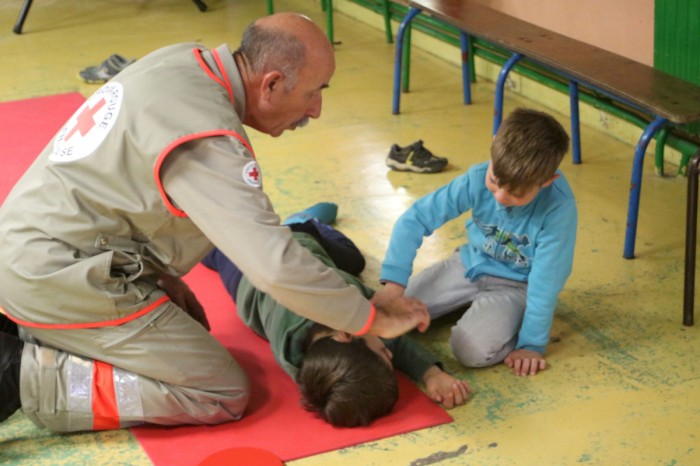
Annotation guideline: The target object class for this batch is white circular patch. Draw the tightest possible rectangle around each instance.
[242,160,262,188]
[50,82,124,163]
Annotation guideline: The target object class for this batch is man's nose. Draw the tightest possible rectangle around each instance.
[306,95,322,119]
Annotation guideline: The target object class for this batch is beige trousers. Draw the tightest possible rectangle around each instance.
[19,300,249,432]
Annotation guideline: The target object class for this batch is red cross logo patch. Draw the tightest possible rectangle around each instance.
[50,82,124,162]
[242,160,262,188]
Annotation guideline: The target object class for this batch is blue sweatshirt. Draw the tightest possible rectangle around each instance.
[381,161,577,353]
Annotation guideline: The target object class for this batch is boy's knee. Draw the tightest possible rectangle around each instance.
[449,325,513,368]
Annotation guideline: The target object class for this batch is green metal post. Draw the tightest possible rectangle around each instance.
[382,0,393,43]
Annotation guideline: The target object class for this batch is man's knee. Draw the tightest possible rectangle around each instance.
[210,364,251,421]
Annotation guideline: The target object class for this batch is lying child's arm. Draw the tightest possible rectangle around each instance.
[385,335,471,409]
[422,365,471,409]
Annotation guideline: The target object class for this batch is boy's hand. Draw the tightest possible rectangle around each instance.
[374,282,407,301]
[369,296,430,338]
[369,283,430,338]
[422,366,471,409]
[157,275,210,331]
[504,349,546,376]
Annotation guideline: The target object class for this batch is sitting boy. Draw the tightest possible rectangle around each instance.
[380,108,577,377]
[203,205,470,427]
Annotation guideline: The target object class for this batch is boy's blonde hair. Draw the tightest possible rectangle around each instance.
[490,108,569,195]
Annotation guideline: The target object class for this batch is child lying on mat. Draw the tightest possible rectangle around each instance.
[203,204,470,427]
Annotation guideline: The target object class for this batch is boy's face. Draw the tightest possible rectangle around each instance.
[360,335,394,367]
[485,162,557,207]
[331,332,394,367]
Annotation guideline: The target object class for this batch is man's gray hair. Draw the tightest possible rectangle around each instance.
[237,22,306,89]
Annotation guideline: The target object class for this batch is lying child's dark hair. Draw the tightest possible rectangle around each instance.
[297,325,398,427]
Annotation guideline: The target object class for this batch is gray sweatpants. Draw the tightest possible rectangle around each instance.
[405,250,527,367]
[19,300,249,432]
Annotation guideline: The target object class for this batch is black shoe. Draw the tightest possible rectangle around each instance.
[386,140,448,173]
[0,331,23,422]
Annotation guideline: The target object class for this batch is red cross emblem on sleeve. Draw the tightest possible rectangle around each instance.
[242,161,262,188]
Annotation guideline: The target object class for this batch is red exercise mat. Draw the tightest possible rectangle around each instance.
[0,92,87,200]
[132,265,453,465]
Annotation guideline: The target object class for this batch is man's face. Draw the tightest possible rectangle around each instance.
[264,54,335,137]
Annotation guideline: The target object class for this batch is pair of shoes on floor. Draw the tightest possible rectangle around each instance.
[283,202,338,226]
[0,313,23,423]
[386,140,448,173]
[79,53,136,84]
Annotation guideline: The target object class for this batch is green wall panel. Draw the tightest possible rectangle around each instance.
[655,0,700,134]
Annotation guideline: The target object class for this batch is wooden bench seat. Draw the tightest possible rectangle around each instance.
[392,0,700,264]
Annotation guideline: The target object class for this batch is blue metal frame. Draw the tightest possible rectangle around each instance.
[393,7,421,115]
[624,116,668,258]
[393,6,675,259]
[492,51,669,258]
[569,81,581,165]
[460,32,472,105]
[393,8,473,113]
[492,53,522,134]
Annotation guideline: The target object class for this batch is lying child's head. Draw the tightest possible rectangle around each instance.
[488,108,570,207]
[296,324,398,427]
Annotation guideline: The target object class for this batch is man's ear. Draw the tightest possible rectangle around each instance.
[260,70,285,101]
[541,173,560,187]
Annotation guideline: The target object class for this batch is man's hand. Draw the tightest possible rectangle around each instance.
[504,348,546,376]
[423,365,471,409]
[157,275,210,331]
[368,284,430,338]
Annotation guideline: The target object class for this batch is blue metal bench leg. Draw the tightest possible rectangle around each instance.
[569,81,582,164]
[623,116,668,259]
[492,53,522,135]
[392,7,421,115]
[683,151,700,326]
[460,32,472,105]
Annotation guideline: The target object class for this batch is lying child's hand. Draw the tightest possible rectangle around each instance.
[422,365,471,409]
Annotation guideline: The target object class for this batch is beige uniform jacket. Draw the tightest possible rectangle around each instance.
[0,43,372,334]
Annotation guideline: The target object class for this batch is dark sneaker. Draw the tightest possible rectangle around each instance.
[386,140,448,173]
[0,331,23,422]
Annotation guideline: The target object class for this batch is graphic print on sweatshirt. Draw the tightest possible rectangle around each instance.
[474,218,530,267]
